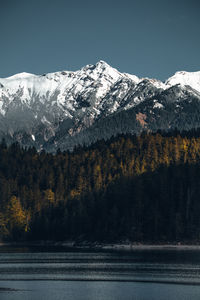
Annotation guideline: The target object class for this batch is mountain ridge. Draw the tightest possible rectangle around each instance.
[0,61,200,151]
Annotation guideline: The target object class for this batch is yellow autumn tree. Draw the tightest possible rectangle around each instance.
[6,196,27,237]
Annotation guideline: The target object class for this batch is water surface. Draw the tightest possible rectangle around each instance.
[0,246,200,299]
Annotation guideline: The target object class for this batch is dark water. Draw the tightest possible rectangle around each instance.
[1,246,200,299]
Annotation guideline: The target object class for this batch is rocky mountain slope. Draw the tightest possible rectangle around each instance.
[0,61,200,151]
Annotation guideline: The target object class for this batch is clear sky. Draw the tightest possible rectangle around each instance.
[0,0,199,81]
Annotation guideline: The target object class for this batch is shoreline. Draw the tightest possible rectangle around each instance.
[1,241,200,250]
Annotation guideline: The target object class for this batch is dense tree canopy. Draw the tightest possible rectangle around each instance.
[1,130,200,242]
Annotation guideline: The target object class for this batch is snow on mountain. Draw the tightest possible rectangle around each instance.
[0,61,200,151]
[0,61,132,112]
[166,71,200,93]
[0,60,159,131]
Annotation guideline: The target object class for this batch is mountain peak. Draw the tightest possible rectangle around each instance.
[3,72,35,80]
[95,60,111,67]
[82,60,112,72]
[80,60,121,83]
[166,70,200,93]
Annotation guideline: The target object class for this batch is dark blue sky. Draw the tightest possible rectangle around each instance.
[0,0,199,80]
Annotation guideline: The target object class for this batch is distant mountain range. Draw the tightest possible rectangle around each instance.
[0,61,200,151]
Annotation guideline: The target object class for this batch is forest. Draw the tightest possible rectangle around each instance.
[1,129,200,243]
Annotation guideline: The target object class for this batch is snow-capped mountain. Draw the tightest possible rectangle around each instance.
[166,71,200,93]
[0,61,200,151]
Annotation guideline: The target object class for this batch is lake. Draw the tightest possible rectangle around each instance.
[0,245,200,299]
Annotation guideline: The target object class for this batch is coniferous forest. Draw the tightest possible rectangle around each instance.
[1,130,200,243]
